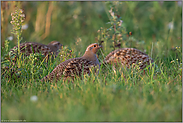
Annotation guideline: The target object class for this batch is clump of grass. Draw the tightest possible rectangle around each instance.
[169,46,182,75]
[40,45,76,80]
[59,45,75,62]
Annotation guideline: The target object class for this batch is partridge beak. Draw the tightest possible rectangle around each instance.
[99,45,102,48]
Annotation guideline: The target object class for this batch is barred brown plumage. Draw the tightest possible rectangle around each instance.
[9,41,62,60]
[41,43,102,82]
[104,48,154,70]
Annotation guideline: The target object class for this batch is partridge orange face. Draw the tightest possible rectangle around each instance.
[85,43,102,54]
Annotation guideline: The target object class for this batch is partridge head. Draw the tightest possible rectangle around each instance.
[47,41,63,56]
[41,43,102,82]
[82,43,102,65]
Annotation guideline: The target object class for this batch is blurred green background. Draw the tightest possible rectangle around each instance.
[1,1,182,56]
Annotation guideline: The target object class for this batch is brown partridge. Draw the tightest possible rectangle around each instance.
[41,43,102,82]
[104,48,154,70]
[9,41,62,60]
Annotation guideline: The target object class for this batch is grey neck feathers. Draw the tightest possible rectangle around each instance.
[82,51,100,65]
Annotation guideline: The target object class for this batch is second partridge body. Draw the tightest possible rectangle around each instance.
[9,41,62,59]
[41,43,102,82]
[104,48,154,70]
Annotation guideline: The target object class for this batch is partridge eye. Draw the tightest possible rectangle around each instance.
[94,45,96,47]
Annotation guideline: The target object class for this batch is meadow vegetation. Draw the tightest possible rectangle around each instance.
[1,1,182,122]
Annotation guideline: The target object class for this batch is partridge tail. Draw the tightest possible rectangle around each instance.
[41,75,49,82]
[41,72,57,82]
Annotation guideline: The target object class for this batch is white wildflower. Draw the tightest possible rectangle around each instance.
[30,95,38,102]
[7,36,13,41]
[168,22,174,30]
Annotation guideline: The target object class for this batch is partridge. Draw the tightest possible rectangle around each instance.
[41,43,102,82]
[104,48,154,70]
[9,41,62,60]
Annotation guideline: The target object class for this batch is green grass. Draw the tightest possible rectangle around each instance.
[1,1,182,122]
[1,64,182,121]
